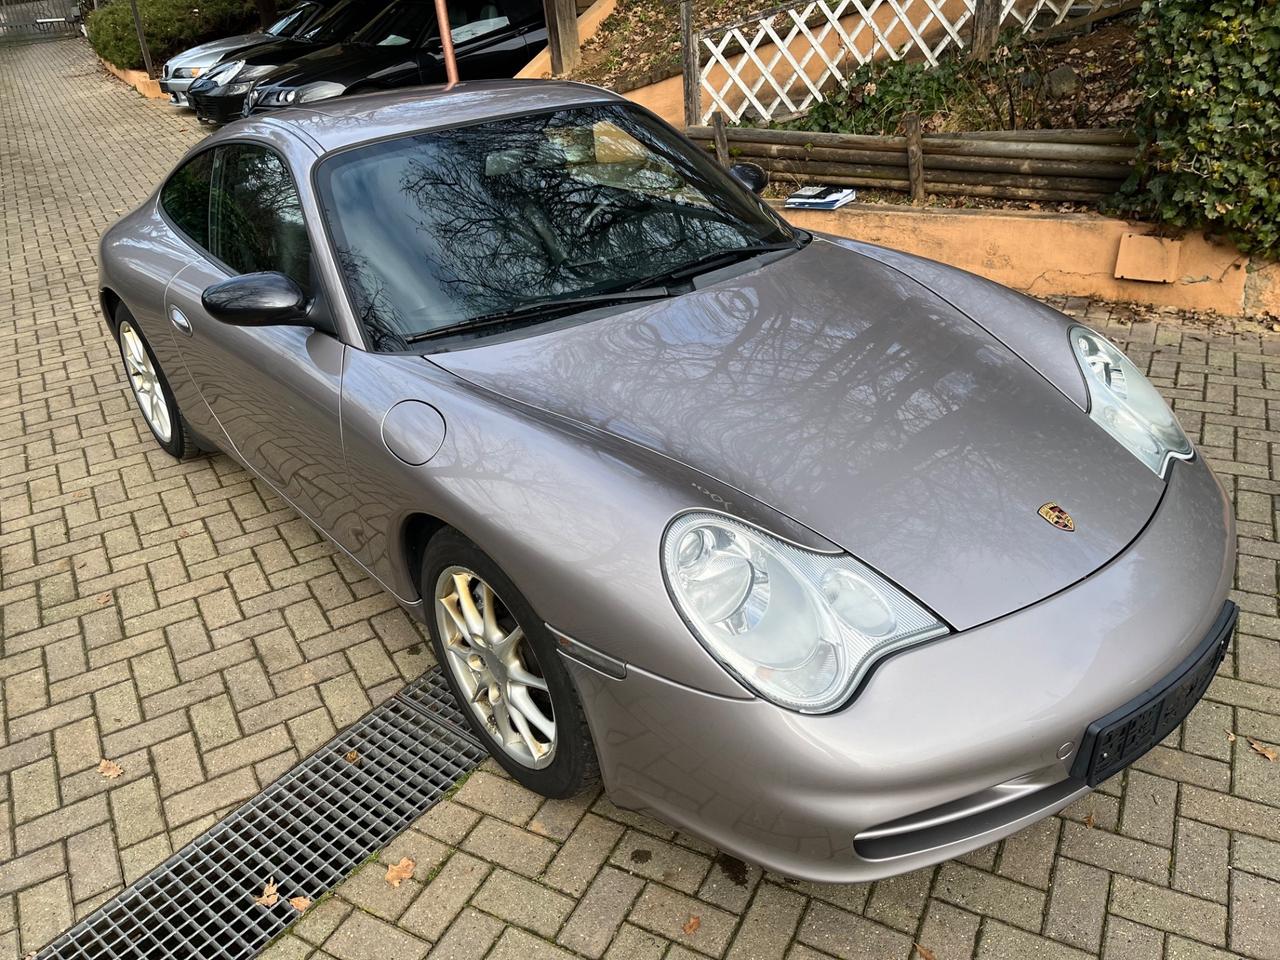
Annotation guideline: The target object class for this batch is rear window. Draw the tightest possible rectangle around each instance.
[160,150,214,251]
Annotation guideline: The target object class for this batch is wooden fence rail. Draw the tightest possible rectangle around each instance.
[686,123,1138,202]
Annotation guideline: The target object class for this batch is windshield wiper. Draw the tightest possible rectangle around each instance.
[624,239,800,291]
[404,286,671,344]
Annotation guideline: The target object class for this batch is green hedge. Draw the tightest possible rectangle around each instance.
[87,0,257,72]
[1115,0,1280,259]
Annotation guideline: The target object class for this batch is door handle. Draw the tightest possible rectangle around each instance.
[169,306,193,336]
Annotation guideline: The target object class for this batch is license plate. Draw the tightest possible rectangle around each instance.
[1073,603,1235,787]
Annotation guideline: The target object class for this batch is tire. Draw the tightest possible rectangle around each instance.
[423,528,600,798]
[114,304,197,459]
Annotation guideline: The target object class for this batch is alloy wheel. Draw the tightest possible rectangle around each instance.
[434,566,557,768]
[119,320,172,443]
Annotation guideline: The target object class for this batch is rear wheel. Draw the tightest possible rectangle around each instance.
[423,529,599,797]
[115,306,195,459]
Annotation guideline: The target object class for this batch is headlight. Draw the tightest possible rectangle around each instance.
[205,59,243,83]
[662,513,948,713]
[1070,326,1193,477]
[296,81,346,104]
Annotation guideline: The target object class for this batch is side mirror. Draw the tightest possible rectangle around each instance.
[202,272,310,327]
[728,161,768,195]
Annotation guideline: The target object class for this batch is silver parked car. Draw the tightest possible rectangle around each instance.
[159,0,335,105]
[97,82,1236,882]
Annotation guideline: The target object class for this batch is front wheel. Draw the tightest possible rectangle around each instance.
[423,528,599,797]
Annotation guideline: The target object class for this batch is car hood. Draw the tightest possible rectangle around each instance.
[258,43,411,87]
[429,239,1166,630]
[236,36,314,66]
[168,33,272,69]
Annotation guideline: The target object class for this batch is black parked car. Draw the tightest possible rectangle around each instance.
[160,0,341,106]
[186,0,396,122]
[242,0,545,114]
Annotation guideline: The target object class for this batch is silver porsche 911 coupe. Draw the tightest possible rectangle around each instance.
[98,81,1236,882]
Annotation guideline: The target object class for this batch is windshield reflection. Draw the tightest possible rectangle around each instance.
[316,103,793,350]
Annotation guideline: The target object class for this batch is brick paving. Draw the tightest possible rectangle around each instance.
[3,35,1280,960]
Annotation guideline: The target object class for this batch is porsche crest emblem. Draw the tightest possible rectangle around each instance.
[1038,502,1075,532]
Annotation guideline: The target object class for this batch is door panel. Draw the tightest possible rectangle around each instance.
[164,141,353,539]
[165,259,352,534]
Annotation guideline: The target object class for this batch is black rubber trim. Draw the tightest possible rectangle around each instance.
[1072,601,1236,787]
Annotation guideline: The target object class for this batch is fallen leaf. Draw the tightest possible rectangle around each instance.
[96,592,112,606]
[914,944,938,960]
[254,879,279,907]
[97,758,124,780]
[1248,737,1278,762]
[288,896,311,912]
[343,750,361,765]
[385,857,415,887]
[1082,812,1095,829]
[1226,729,1237,742]
[682,915,701,935]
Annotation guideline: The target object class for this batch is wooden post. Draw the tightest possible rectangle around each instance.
[968,0,1000,60]
[904,112,926,203]
[712,111,730,167]
[681,0,701,128]
[126,0,153,76]
[543,0,580,76]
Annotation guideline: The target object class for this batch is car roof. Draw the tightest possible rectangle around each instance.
[259,79,627,154]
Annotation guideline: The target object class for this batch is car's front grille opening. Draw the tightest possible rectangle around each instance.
[853,771,1081,862]
[36,670,484,960]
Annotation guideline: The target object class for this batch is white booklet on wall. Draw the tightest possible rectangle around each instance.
[784,186,857,210]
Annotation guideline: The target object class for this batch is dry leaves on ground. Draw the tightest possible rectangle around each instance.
[1227,730,1238,743]
[344,750,361,765]
[289,896,311,913]
[1082,812,1096,829]
[1248,737,1278,762]
[385,857,415,887]
[914,945,938,960]
[97,758,123,779]
[95,592,111,606]
[254,879,279,907]
[682,915,701,935]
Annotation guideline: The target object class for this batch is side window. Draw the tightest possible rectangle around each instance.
[210,144,312,291]
[160,150,215,251]
[448,0,510,42]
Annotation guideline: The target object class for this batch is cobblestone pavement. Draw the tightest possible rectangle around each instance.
[3,36,1280,960]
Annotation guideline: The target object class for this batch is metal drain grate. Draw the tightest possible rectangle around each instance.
[38,669,485,960]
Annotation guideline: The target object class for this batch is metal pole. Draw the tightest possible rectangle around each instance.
[433,0,459,85]
[126,0,154,76]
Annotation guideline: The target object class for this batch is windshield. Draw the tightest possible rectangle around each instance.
[266,1,318,36]
[317,103,796,350]
[350,0,434,46]
[299,0,386,43]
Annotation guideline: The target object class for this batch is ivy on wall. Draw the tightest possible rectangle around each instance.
[1115,0,1280,259]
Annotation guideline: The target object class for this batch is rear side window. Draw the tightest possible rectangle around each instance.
[448,0,510,42]
[210,144,312,290]
[160,150,214,251]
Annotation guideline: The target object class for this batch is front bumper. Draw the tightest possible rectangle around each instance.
[188,88,249,124]
[159,76,195,104]
[561,455,1235,882]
